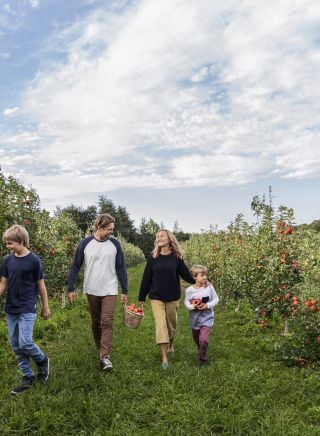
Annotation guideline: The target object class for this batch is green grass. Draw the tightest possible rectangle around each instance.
[0,263,320,435]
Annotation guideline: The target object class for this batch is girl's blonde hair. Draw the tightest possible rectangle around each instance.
[191,264,208,277]
[3,224,29,247]
[93,214,115,231]
[152,229,183,259]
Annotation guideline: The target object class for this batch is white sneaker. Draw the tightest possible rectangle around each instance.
[101,356,113,371]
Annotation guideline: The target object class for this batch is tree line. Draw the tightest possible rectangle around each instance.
[54,195,191,257]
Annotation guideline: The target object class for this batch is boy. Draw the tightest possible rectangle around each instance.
[184,264,219,366]
[0,224,51,394]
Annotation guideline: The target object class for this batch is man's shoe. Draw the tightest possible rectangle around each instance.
[101,356,113,371]
[37,356,50,382]
[11,376,35,395]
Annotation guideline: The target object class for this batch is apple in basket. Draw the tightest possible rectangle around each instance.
[190,299,202,306]
[127,303,144,316]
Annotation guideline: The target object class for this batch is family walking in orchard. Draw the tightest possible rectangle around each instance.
[0,214,219,395]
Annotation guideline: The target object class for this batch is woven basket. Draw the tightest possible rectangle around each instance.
[122,306,144,329]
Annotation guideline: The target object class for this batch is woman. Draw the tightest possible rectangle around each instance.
[139,229,195,369]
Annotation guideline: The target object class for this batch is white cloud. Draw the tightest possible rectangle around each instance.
[2,0,320,203]
[0,51,10,59]
[29,0,40,8]
[2,4,10,13]
[3,106,18,116]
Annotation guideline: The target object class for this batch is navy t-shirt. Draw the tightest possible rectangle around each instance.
[2,252,44,314]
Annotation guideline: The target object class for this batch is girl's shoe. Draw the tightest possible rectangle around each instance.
[161,361,169,369]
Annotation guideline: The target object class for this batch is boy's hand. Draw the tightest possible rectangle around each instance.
[198,303,208,310]
[41,307,51,320]
[68,291,77,303]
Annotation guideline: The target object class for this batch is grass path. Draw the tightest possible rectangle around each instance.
[0,263,320,435]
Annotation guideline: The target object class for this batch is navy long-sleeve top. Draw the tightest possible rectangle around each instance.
[139,252,195,302]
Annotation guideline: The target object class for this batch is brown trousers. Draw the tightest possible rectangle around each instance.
[86,294,117,359]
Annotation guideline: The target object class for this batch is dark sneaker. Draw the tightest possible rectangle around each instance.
[37,356,50,382]
[100,356,113,371]
[11,376,35,395]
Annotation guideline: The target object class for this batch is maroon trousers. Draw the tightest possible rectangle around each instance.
[192,326,211,363]
[87,294,117,360]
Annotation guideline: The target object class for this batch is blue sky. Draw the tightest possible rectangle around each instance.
[1,0,320,232]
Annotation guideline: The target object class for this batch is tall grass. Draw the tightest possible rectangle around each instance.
[0,263,319,435]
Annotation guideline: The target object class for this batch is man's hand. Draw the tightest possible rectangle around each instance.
[121,293,128,305]
[41,306,51,320]
[68,291,77,303]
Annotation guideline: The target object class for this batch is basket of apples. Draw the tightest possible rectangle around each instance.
[123,303,144,329]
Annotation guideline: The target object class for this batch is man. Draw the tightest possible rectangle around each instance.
[68,213,128,370]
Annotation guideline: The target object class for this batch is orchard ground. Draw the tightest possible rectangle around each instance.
[0,264,320,435]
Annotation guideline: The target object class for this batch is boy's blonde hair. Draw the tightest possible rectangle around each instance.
[191,264,208,277]
[3,224,29,247]
[93,214,115,230]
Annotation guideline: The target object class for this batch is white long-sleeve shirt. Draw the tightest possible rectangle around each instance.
[184,284,219,329]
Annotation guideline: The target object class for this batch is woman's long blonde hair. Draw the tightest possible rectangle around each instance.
[152,229,183,259]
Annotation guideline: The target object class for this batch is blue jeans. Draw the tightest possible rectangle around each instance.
[6,312,45,377]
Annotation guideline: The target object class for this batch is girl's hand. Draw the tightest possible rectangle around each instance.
[198,303,208,310]
[139,301,145,308]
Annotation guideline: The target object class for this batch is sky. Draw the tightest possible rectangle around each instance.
[1,0,320,232]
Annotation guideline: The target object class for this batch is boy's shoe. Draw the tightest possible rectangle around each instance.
[11,376,36,395]
[37,356,50,382]
[101,356,113,371]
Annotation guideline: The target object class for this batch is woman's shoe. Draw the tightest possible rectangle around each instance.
[167,350,175,358]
